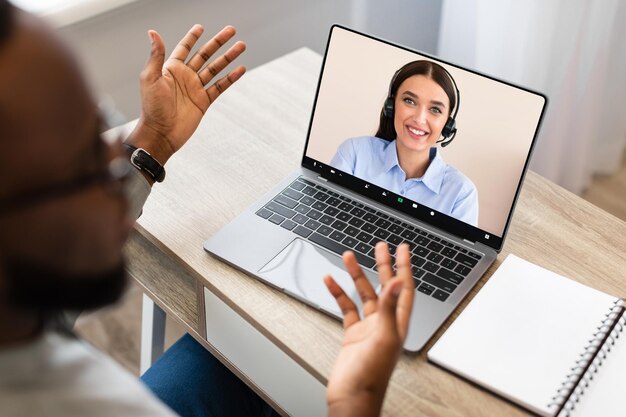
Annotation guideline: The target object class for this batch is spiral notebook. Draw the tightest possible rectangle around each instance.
[428,254,625,417]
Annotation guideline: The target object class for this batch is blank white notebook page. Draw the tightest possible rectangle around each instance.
[568,310,626,417]
[428,254,619,417]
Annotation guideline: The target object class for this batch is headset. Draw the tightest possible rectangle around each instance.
[383,62,460,147]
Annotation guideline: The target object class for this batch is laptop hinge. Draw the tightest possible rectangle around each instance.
[317,175,328,182]
[463,239,476,245]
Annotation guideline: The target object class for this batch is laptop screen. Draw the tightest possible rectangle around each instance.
[301,25,547,251]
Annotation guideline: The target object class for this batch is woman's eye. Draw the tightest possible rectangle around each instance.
[430,107,443,114]
[403,97,415,105]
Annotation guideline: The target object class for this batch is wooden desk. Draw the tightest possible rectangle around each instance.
[122,48,626,416]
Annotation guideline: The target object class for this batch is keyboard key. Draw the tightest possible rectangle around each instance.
[414,247,429,258]
[423,261,439,273]
[426,253,444,263]
[289,181,306,191]
[455,264,472,276]
[400,229,417,240]
[329,230,347,242]
[388,234,403,245]
[313,191,329,202]
[282,188,303,201]
[441,247,458,258]
[412,267,425,278]
[312,201,328,211]
[436,268,464,285]
[388,224,403,234]
[412,278,421,288]
[304,219,321,230]
[269,214,285,225]
[361,223,377,233]
[266,202,295,219]
[317,225,333,236]
[354,242,372,254]
[319,215,334,225]
[300,196,315,205]
[375,218,391,229]
[342,236,358,248]
[324,206,340,217]
[356,232,373,243]
[411,257,426,268]
[344,226,360,237]
[455,253,478,267]
[441,258,458,271]
[306,209,323,220]
[362,213,378,223]
[294,204,310,214]
[301,186,317,196]
[299,178,315,186]
[309,233,376,268]
[256,208,272,219]
[350,207,366,218]
[348,217,365,228]
[326,197,341,207]
[417,283,435,295]
[373,228,390,239]
[468,252,483,260]
[432,290,450,302]
[293,225,313,238]
[293,213,308,224]
[336,212,352,222]
[331,220,347,231]
[338,202,352,211]
[427,241,444,253]
[423,273,457,293]
[416,236,430,246]
[280,219,297,231]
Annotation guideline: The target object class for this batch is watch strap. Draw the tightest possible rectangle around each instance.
[123,143,166,183]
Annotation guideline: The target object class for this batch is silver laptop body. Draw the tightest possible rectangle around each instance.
[204,25,547,352]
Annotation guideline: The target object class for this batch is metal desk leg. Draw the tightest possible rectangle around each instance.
[140,294,166,374]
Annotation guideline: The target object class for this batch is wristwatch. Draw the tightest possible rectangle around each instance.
[124,144,166,183]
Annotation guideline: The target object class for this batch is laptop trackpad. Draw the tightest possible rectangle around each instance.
[258,238,375,317]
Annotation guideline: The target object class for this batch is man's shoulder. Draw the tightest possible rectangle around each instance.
[0,332,176,417]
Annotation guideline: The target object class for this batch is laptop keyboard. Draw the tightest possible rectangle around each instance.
[256,177,483,302]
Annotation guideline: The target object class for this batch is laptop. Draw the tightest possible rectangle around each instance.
[204,25,547,352]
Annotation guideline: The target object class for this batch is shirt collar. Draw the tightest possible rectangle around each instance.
[382,141,446,194]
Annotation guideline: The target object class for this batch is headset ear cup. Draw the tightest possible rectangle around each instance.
[383,97,394,118]
[442,117,456,139]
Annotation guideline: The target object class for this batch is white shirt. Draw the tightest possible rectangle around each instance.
[0,332,177,417]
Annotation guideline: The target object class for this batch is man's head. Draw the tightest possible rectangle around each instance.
[0,3,131,315]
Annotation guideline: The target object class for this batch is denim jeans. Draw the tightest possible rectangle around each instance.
[141,334,281,417]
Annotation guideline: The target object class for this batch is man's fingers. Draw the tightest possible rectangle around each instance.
[169,24,204,62]
[198,41,246,85]
[140,30,166,84]
[375,242,394,285]
[205,65,246,104]
[378,278,402,337]
[324,275,360,329]
[343,251,378,316]
[394,244,415,339]
[187,25,237,72]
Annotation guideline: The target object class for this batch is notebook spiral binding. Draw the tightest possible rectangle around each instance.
[547,299,625,417]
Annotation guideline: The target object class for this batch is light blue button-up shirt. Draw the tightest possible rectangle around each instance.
[330,136,478,226]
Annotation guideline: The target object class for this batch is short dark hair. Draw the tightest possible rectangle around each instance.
[375,60,458,141]
[0,0,14,45]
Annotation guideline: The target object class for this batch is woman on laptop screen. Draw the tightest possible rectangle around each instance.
[330,60,478,226]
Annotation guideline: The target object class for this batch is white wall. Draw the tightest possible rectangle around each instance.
[53,0,442,122]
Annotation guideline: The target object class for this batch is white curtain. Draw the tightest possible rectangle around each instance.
[438,0,626,194]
